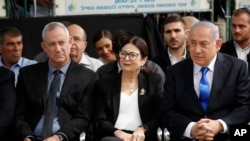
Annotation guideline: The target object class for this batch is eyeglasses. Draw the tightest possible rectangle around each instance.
[119,51,139,61]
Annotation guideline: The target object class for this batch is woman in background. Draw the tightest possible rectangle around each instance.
[93,29,116,64]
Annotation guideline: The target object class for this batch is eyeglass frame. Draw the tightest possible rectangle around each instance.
[119,50,139,61]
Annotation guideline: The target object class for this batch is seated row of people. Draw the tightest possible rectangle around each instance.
[0,21,164,141]
[1,7,250,141]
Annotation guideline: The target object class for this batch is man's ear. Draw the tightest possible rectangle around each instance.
[216,38,222,52]
[41,42,46,51]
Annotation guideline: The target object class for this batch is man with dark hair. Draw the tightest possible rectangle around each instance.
[0,26,37,85]
[152,14,189,74]
[220,7,250,73]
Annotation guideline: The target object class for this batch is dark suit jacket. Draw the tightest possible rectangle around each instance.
[152,48,190,75]
[94,71,164,141]
[13,61,97,141]
[220,40,237,57]
[220,40,250,73]
[0,67,16,139]
[161,53,250,141]
[96,60,165,86]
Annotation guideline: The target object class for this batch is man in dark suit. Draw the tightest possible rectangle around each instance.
[220,8,250,73]
[0,66,16,140]
[12,22,97,141]
[161,21,250,141]
[152,14,189,74]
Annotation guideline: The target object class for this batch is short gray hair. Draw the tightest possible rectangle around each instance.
[189,21,220,42]
[42,22,69,41]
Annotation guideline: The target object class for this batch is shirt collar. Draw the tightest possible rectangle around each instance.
[234,41,250,50]
[167,47,187,59]
[79,52,91,66]
[48,60,71,75]
[0,56,22,68]
[193,54,217,74]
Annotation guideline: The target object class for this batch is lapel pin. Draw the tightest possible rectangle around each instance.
[140,88,145,95]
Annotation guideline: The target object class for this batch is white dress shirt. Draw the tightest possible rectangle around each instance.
[79,53,104,72]
[183,54,227,138]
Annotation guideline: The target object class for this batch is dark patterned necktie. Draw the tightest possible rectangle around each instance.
[199,67,209,111]
[43,70,61,138]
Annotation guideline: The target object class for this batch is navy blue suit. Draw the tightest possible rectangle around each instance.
[0,67,16,140]
[161,53,250,141]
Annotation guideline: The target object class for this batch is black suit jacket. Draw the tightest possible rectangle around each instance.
[13,61,97,141]
[152,48,190,75]
[220,40,237,57]
[0,67,16,139]
[94,71,164,141]
[161,53,250,141]
[220,40,250,73]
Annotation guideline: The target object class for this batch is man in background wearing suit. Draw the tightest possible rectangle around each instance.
[152,14,189,75]
[12,22,97,141]
[220,8,250,73]
[161,21,250,141]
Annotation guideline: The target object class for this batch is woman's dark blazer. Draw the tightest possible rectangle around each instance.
[94,71,164,141]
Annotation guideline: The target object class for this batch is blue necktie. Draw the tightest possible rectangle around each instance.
[199,67,209,111]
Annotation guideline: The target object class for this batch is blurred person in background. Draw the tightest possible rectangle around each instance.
[220,7,250,74]
[93,29,116,64]
[16,0,53,17]
[68,24,103,72]
[0,26,37,85]
[152,14,189,74]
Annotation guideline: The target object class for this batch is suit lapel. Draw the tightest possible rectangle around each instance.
[60,61,78,100]
[138,72,147,110]
[208,53,230,111]
[185,60,203,111]
[227,40,238,57]
[39,62,49,107]
[112,75,121,121]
